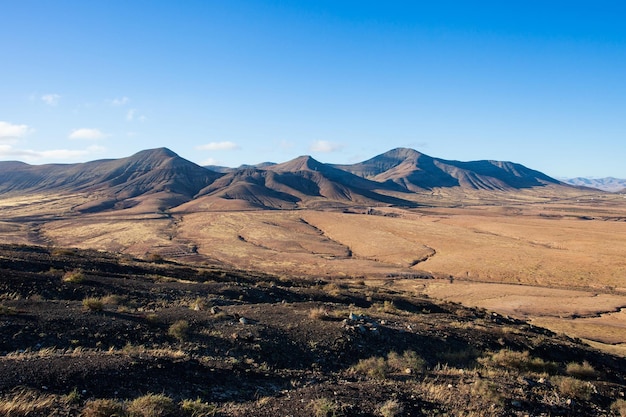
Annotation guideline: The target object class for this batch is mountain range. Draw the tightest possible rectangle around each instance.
[0,147,583,212]
[562,177,626,193]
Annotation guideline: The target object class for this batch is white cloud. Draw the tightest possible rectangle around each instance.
[309,140,342,153]
[126,109,136,121]
[0,144,105,161]
[201,157,220,166]
[0,121,32,141]
[109,96,130,106]
[41,94,61,106]
[69,128,108,140]
[196,141,240,151]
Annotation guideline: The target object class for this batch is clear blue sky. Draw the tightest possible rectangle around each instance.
[1,1,625,178]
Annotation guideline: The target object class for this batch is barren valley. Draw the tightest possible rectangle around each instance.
[1,148,625,415]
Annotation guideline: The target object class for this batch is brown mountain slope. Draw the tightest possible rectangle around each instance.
[0,148,222,212]
[335,147,565,192]
[188,156,418,209]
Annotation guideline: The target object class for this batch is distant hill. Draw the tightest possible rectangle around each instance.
[0,147,583,212]
[0,148,222,212]
[334,148,563,192]
[562,177,626,192]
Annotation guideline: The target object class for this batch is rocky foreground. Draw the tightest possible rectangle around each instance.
[0,244,624,416]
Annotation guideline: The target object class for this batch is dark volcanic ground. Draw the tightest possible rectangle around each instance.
[0,244,624,416]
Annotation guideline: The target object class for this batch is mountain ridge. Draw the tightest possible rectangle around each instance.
[0,147,581,212]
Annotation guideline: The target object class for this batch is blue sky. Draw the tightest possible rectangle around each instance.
[1,1,625,178]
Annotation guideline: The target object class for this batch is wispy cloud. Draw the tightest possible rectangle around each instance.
[69,128,108,140]
[196,141,240,151]
[41,94,61,106]
[126,109,136,121]
[309,140,342,153]
[0,121,33,141]
[0,144,105,161]
[201,157,220,166]
[109,96,130,106]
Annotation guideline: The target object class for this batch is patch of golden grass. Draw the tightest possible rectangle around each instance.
[0,388,58,416]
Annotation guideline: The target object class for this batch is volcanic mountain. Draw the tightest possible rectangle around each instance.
[334,148,563,192]
[0,147,584,213]
[0,148,222,212]
[185,155,417,210]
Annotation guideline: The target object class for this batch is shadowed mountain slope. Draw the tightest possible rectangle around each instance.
[0,147,585,212]
[0,148,222,211]
[191,156,418,209]
[335,148,564,191]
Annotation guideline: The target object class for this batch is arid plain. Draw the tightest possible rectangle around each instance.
[2,189,625,356]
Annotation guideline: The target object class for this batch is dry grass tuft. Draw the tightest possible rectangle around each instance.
[555,376,595,400]
[180,398,218,416]
[82,297,104,311]
[310,397,344,417]
[127,393,176,417]
[0,388,58,416]
[82,398,126,417]
[565,361,598,379]
[168,320,190,341]
[611,399,626,417]
[378,399,404,417]
[479,349,557,374]
[63,269,85,283]
[309,306,329,320]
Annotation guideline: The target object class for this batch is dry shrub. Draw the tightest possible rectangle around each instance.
[611,399,626,417]
[63,269,85,283]
[0,388,58,416]
[479,349,557,374]
[168,320,190,341]
[565,361,598,379]
[387,350,425,373]
[555,376,595,400]
[82,297,104,311]
[378,399,404,417]
[127,393,176,417]
[82,398,126,417]
[310,397,344,417]
[308,306,329,320]
[180,398,218,416]
[352,356,390,379]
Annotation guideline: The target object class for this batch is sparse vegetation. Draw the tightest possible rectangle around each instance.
[353,350,425,379]
[168,319,190,341]
[611,399,626,417]
[555,376,595,400]
[180,398,218,417]
[310,397,343,417]
[127,393,176,417]
[0,389,58,416]
[308,306,329,320]
[566,360,598,379]
[479,349,558,374]
[82,398,126,417]
[82,297,104,311]
[378,399,404,417]
[62,269,85,283]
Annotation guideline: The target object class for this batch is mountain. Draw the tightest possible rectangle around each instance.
[0,147,587,213]
[187,156,418,210]
[562,177,626,192]
[334,148,563,191]
[0,148,222,212]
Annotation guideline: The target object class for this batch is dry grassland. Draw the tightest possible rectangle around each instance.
[1,192,625,355]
